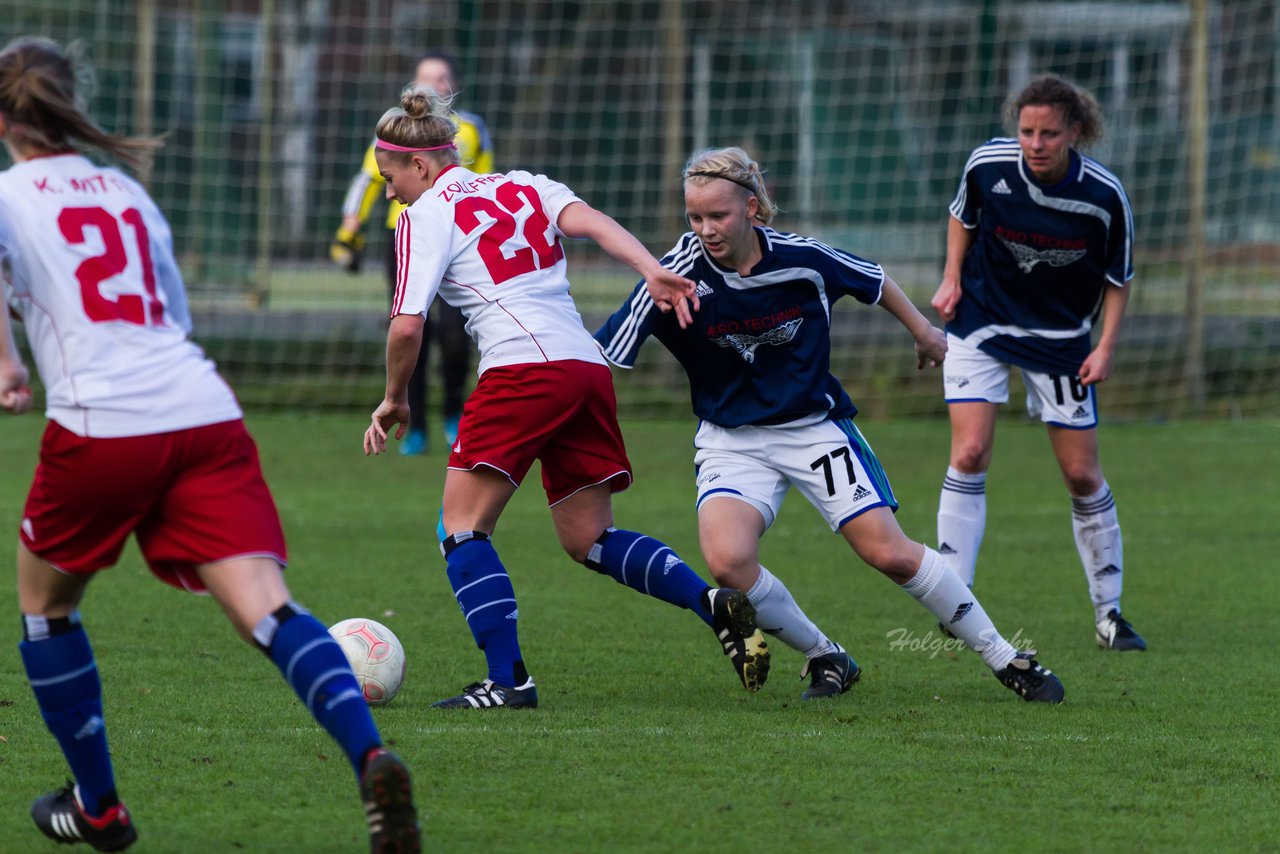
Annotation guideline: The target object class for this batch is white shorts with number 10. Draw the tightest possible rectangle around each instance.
[693,416,898,532]
[943,333,1098,429]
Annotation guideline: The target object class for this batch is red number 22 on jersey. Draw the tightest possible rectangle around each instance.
[58,206,163,325]
[453,182,565,285]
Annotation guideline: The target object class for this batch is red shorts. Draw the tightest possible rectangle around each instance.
[20,419,287,592]
[448,360,633,505]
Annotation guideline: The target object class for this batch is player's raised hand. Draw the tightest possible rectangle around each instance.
[931,274,963,323]
[364,398,411,455]
[915,325,947,370]
[645,267,700,329]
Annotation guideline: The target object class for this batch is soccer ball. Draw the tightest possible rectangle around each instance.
[328,618,406,706]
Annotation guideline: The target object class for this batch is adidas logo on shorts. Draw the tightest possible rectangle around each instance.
[852,484,872,501]
[1071,405,1089,420]
[991,178,1013,194]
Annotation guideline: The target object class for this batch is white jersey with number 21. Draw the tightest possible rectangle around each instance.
[0,153,241,438]
[391,165,605,374]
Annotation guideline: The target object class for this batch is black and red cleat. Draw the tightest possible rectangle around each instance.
[31,784,137,851]
[361,748,421,853]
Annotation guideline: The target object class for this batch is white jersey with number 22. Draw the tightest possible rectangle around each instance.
[391,165,605,374]
[0,153,241,438]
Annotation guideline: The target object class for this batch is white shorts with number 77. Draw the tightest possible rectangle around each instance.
[942,333,1098,429]
[693,415,898,532]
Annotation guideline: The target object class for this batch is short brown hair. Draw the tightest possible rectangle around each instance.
[1005,74,1104,148]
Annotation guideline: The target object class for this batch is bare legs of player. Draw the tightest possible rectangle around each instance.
[17,546,417,850]
[698,496,846,667]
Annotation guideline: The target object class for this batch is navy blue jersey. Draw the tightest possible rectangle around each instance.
[595,226,884,428]
[948,138,1134,375]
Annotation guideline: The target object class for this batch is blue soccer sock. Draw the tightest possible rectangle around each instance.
[19,613,119,817]
[254,603,381,778]
[443,532,526,687]
[584,528,714,628]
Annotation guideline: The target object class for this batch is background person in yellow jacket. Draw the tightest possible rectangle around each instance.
[332,50,493,455]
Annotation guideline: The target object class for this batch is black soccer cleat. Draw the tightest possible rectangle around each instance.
[430,678,539,709]
[800,648,861,700]
[361,748,421,854]
[1096,609,1147,651]
[31,784,137,851]
[708,588,770,692]
[994,651,1065,704]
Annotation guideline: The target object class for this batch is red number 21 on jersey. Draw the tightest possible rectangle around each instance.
[57,206,163,325]
[453,182,565,285]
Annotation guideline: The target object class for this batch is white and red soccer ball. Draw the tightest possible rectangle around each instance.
[328,618,406,706]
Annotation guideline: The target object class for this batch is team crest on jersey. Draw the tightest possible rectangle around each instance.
[712,317,803,364]
[998,234,1087,273]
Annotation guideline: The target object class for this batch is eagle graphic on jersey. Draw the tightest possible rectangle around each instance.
[998,234,1087,274]
[712,317,804,364]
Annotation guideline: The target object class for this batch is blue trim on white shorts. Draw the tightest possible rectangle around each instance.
[696,486,744,507]
[836,501,893,530]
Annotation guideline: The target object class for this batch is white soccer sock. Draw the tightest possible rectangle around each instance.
[901,547,1016,671]
[937,466,987,587]
[746,565,837,660]
[1071,482,1124,622]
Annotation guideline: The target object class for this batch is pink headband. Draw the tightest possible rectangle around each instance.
[375,139,457,153]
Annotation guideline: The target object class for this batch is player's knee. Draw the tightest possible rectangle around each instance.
[951,440,991,473]
[854,539,916,582]
[707,561,755,589]
[1064,468,1104,497]
[701,548,755,587]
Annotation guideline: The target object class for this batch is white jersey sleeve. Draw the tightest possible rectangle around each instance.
[529,172,585,236]
[0,154,241,437]
[390,202,453,318]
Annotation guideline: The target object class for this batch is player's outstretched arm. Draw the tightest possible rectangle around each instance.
[931,215,975,323]
[364,313,424,455]
[556,201,699,328]
[1080,281,1131,386]
[0,306,32,414]
[879,274,947,370]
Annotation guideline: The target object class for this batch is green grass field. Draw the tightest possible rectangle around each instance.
[2,413,1279,851]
